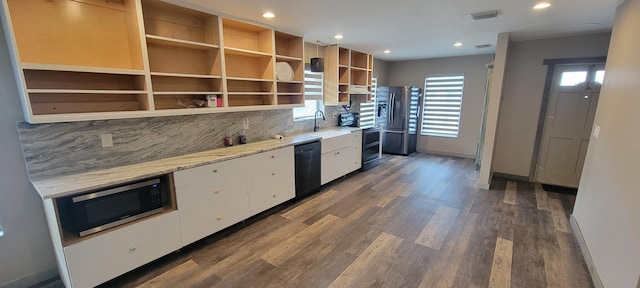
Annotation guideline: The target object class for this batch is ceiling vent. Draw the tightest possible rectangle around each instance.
[469,10,500,21]
[475,44,492,49]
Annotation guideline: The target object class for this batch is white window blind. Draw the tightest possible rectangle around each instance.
[358,77,377,128]
[421,75,464,138]
[304,71,323,100]
[293,71,324,120]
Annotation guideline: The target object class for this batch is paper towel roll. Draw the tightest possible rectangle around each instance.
[273,135,284,140]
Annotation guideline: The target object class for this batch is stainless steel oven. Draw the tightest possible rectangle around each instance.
[58,178,165,237]
[362,127,381,171]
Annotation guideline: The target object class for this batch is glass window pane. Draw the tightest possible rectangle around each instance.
[594,70,605,85]
[560,71,588,86]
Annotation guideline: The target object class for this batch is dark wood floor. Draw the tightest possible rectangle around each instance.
[45,153,594,288]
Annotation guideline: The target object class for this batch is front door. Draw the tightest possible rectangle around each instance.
[536,63,605,188]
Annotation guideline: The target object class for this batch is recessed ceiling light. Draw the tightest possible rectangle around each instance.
[454,42,463,47]
[334,34,344,40]
[262,12,275,18]
[383,50,391,54]
[533,2,551,10]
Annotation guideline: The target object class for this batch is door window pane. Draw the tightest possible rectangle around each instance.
[560,71,588,86]
[594,70,605,85]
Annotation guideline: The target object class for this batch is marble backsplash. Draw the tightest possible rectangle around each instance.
[18,107,341,180]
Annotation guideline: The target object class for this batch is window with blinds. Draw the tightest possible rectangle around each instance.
[358,77,377,128]
[421,75,464,137]
[293,71,324,120]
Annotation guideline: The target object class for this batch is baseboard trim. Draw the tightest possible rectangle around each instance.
[477,182,490,190]
[418,149,475,159]
[570,215,604,288]
[492,172,530,182]
[0,268,58,288]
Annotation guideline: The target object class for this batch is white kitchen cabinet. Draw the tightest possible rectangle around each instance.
[321,146,351,185]
[246,146,295,216]
[64,212,181,288]
[350,130,362,172]
[174,157,248,245]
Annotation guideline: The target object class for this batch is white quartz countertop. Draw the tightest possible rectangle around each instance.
[31,127,361,199]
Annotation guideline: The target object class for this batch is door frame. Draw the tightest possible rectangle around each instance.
[528,56,607,182]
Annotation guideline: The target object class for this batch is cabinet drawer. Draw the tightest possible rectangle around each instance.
[180,194,248,245]
[321,146,351,185]
[244,146,293,164]
[247,157,295,216]
[64,212,181,288]
[351,130,362,148]
[175,169,247,217]
[173,157,246,187]
[321,133,351,153]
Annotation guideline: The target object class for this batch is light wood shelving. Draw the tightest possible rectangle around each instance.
[323,46,373,105]
[1,0,304,123]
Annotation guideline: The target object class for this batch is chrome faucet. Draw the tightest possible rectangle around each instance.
[314,110,326,132]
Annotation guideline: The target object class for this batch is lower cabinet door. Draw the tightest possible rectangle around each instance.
[180,190,248,246]
[64,212,181,288]
[247,155,295,216]
[321,147,351,185]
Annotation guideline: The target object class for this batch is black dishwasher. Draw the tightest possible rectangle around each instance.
[294,141,321,200]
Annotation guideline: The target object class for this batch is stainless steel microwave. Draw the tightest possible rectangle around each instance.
[60,178,165,237]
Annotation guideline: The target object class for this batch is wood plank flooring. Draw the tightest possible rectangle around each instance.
[48,153,594,288]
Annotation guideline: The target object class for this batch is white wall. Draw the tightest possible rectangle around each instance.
[0,27,58,286]
[492,32,611,177]
[388,54,494,158]
[573,0,640,286]
[373,58,390,86]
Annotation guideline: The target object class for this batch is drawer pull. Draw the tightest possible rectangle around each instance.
[272,194,277,198]
[271,155,275,159]
[212,169,218,173]
[214,190,220,194]
[272,172,276,176]
[129,246,136,252]
[217,216,222,220]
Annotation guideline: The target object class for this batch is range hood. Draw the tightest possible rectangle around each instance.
[348,85,370,95]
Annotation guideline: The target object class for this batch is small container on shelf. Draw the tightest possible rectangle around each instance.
[206,95,218,107]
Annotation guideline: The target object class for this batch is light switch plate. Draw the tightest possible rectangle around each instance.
[101,134,114,147]
[243,118,249,130]
[593,125,600,139]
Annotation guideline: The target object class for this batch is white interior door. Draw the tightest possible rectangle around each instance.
[536,63,604,188]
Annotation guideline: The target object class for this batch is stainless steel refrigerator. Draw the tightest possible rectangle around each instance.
[376,86,422,155]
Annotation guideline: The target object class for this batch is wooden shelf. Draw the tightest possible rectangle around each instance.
[227,79,273,93]
[27,89,147,94]
[142,0,220,46]
[225,53,273,80]
[29,93,150,115]
[150,72,221,79]
[276,55,303,61]
[154,94,221,110]
[277,95,304,105]
[146,35,220,50]
[151,75,222,93]
[21,63,145,75]
[222,18,273,54]
[227,94,274,107]
[148,43,222,76]
[275,31,303,59]
[6,0,144,70]
[225,47,272,57]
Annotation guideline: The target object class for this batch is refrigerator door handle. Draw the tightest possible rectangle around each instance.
[390,93,395,123]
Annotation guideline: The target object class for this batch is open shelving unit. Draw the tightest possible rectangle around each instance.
[274,31,304,106]
[323,45,373,105]
[2,0,151,122]
[1,0,305,123]
[141,0,224,110]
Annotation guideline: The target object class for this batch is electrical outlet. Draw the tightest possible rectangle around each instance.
[593,125,600,139]
[0,224,4,238]
[243,118,249,130]
[101,134,114,148]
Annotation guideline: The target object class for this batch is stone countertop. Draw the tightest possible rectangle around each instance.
[31,127,361,199]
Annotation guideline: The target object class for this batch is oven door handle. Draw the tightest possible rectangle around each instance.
[72,178,160,203]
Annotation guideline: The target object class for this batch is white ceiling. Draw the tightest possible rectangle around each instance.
[168,0,622,61]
